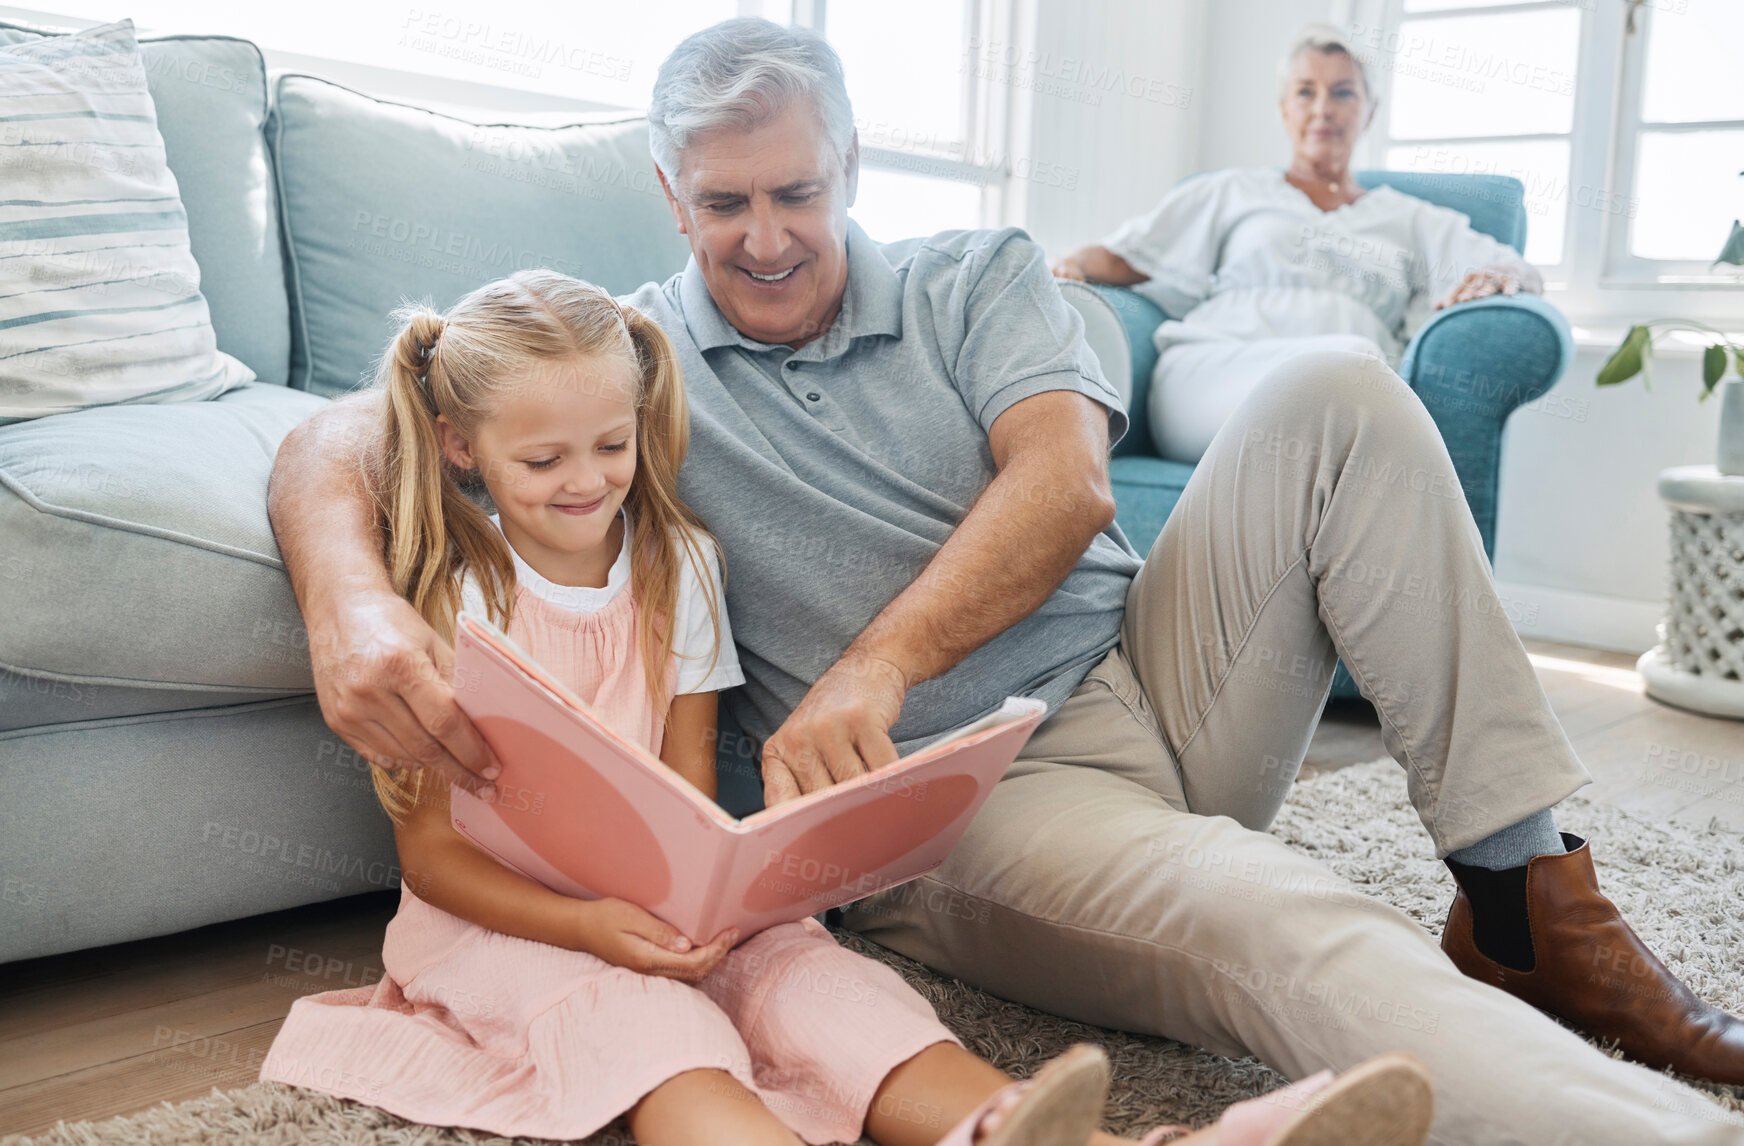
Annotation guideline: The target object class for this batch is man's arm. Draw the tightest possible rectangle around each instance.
[760,388,1116,804]
[268,391,501,793]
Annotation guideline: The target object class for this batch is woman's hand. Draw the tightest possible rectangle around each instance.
[1434,267,1526,311]
[1050,254,1091,281]
[1047,245,1148,287]
[574,897,739,983]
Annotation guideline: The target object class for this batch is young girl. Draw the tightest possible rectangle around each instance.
[259,269,1433,1146]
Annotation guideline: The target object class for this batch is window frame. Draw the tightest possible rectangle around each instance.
[1601,0,1744,285]
[1363,0,1741,327]
[789,0,1015,231]
[1362,0,1587,281]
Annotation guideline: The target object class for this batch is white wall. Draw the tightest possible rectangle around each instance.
[1015,0,1207,254]
[1493,350,1726,651]
[1194,0,1335,173]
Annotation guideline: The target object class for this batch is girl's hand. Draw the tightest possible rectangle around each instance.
[1433,267,1524,311]
[575,898,739,983]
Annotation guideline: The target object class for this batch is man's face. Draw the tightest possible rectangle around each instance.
[658,100,858,349]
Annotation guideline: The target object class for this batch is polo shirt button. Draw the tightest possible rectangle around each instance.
[806,391,821,402]
[785,361,798,370]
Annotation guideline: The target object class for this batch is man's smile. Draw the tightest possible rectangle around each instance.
[741,264,799,284]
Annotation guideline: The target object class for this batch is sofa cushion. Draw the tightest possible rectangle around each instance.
[0,20,255,423]
[0,21,292,386]
[0,383,327,730]
[269,74,692,398]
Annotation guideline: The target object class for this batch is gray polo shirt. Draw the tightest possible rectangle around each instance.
[622,221,1143,754]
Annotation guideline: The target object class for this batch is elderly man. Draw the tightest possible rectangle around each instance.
[268,18,1744,1145]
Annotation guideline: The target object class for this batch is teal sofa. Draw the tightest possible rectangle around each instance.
[1062,173,1573,699]
[0,22,1569,964]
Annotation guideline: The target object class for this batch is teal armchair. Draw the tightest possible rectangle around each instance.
[1064,172,1575,700]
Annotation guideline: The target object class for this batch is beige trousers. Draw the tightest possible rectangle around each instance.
[840,351,1744,1145]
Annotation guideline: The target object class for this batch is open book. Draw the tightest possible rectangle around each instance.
[447,610,1046,941]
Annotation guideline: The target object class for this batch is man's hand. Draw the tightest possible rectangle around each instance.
[310,585,502,796]
[1434,266,1524,311]
[760,652,906,807]
[576,898,738,983]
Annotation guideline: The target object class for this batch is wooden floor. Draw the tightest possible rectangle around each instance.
[3,636,1741,1139]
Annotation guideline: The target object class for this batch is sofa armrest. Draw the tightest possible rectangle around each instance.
[1056,279,1133,413]
[1082,284,1171,458]
[1397,291,1575,556]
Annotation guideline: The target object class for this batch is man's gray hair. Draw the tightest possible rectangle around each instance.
[647,18,855,181]
[1277,24,1374,101]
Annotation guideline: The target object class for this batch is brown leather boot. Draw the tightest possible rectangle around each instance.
[1442,832,1744,1085]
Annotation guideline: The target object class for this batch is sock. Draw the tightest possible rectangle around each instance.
[1446,807,1565,870]
[1443,809,1566,973]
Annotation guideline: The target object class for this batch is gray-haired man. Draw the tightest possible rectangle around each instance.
[268,18,1744,1145]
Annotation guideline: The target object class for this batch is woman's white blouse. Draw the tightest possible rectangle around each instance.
[1099,168,1542,364]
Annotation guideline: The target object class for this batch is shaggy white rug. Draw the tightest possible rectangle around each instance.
[6,759,1742,1145]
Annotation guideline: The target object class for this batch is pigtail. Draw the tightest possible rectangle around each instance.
[620,306,724,707]
[365,305,516,825]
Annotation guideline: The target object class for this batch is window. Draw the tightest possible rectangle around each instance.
[1359,0,1741,323]
[4,0,1010,243]
[790,0,1012,242]
[1354,0,1584,271]
[15,1,743,110]
[1611,0,1744,276]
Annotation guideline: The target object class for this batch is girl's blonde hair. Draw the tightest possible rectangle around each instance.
[365,268,721,823]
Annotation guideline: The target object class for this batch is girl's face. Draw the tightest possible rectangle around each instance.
[436,353,639,560]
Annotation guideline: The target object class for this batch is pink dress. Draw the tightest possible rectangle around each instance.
[261,576,961,1144]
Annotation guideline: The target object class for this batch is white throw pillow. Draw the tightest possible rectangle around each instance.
[0,18,252,424]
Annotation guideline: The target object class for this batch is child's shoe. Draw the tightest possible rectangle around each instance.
[1138,1053,1434,1146]
[936,1043,1110,1146]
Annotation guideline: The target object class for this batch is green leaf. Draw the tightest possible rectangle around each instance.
[1716,220,1744,269]
[1597,324,1651,386]
[1701,344,1726,399]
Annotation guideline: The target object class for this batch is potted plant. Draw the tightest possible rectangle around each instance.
[1598,217,1744,475]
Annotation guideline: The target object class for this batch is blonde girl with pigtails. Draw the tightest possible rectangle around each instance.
[260,268,1418,1146]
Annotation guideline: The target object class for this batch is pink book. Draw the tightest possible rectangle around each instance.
[447,610,1046,941]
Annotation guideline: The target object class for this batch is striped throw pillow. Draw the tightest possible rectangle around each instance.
[0,19,252,424]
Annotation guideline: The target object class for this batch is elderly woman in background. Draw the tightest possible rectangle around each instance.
[1053,25,1539,464]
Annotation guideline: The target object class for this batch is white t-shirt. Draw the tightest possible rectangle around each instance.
[460,510,745,696]
[1100,167,1541,364]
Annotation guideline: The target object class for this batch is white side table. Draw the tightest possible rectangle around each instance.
[1637,464,1744,719]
